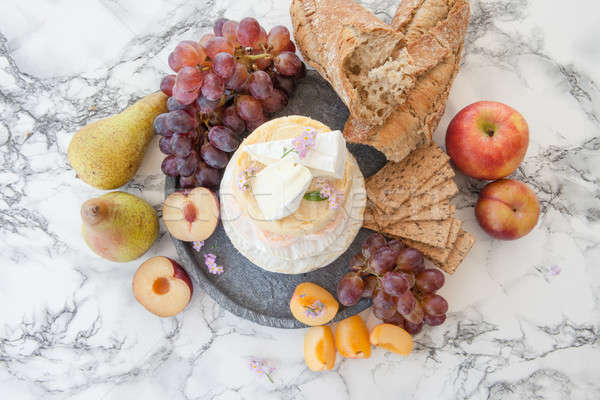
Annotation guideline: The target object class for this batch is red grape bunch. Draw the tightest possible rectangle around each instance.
[337,233,449,335]
[155,17,306,189]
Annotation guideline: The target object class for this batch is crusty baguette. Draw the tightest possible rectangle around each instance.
[291,0,426,126]
[343,0,470,161]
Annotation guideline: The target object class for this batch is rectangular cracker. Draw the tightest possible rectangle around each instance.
[366,145,449,210]
[435,229,476,274]
[401,216,462,264]
[377,179,458,225]
[383,217,453,247]
[403,199,451,221]
[379,163,454,214]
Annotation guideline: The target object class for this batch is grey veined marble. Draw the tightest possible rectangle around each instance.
[1,0,599,399]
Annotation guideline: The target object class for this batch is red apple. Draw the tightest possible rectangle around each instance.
[133,256,193,317]
[475,179,539,240]
[446,101,529,180]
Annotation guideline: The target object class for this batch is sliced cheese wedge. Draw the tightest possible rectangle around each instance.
[250,154,312,220]
[244,130,347,179]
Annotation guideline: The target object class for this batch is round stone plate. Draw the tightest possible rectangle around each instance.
[165,71,386,328]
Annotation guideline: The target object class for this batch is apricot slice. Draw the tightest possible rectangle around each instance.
[304,326,336,371]
[290,282,339,326]
[335,315,371,359]
[369,323,413,356]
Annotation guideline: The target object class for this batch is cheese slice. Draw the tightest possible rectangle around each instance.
[250,154,312,220]
[244,130,347,179]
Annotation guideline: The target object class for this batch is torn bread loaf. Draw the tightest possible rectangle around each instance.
[291,0,429,127]
[343,0,470,161]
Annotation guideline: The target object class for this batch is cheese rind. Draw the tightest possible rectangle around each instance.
[244,130,347,179]
[250,155,312,220]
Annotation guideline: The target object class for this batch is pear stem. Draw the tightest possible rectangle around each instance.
[81,199,108,225]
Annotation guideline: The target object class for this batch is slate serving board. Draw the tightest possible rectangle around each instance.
[165,71,387,328]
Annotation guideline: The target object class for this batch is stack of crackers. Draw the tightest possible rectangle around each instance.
[363,144,475,274]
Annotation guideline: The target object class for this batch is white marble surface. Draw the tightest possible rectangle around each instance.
[1,0,599,399]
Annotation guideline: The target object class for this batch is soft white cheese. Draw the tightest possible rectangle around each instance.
[250,154,312,221]
[244,130,347,179]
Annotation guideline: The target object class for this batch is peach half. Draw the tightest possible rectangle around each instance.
[133,256,193,317]
[163,187,219,242]
[290,282,339,326]
[304,326,336,371]
[335,315,371,359]
[369,323,413,356]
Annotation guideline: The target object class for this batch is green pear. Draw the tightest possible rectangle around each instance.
[68,92,168,189]
[81,191,159,262]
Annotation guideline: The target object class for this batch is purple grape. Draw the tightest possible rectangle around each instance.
[222,105,246,135]
[176,150,199,177]
[369,246,398,275]
[159,136,173,155]
[194,161,221,188]
[415,269,445,293]
[245,113,267,132]
[387,239,405,253]
[153,113,171,136]
[396,289,416,316]
[161,155,178,176]
[337,272,364,306]
[274,51,302,76]
[404,320,424,335]
[200,143,228,169]
[424,313,446,326]
[383,312,406,328]
[170,133,193,157]
[236,95,263,122]
[261,88,287,114]
[273,74,296,96]
[396,248,425,273]
[213,52,236,79]
[226,63,249,90]
[208,125,240,152]
[201,72,225,101]
[362,275,378,298]
[372,289,397,320]
[402,300,424,325]
[348,253,366,274]
[381,271,410,297]
[166,110,196,133]
[179,175,196,188]
[160,75,176,97]
[213,17,228,36]
[248,70,273,100]
[421,294,448,316]
[362,233,387,259]
[196,95,219,115]
[167,96,187,111]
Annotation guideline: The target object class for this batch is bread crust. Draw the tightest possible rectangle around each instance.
[343,0,470,161]
[291,0,410,126]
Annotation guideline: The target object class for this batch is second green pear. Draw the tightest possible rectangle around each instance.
[81,191,159,262]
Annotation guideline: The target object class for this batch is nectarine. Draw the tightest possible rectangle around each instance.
[370,323,413,356]
[304,326,336,371]
[335,315,371,359]
[290,282,339,326]
[475,179,539,240]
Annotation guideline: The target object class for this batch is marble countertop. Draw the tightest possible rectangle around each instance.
[1,0,599,399]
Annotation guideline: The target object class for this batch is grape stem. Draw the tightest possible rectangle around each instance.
[239,52,271,62]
